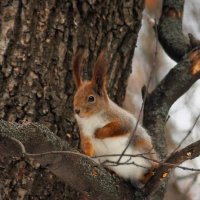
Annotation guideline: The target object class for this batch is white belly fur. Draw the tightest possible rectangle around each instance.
[93,137,150,181]
[75,113,151,182]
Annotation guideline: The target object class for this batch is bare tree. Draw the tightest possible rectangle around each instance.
[0,0,200,200]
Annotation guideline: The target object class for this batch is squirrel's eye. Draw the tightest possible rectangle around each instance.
[88,95,95,102]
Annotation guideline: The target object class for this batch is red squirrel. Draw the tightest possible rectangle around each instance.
[73,50,157,184]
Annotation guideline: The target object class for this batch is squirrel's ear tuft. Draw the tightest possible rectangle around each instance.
[92,51,108,96]
[73,49,86,88]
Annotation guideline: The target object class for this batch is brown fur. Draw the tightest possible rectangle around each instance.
[134,135,159,168]
[73,50,158,183]
[92,52,108,95]
[139,167,156,184]
[80,133,95,156]
[73,49,86,88]
[95,120,130,139]
[74,81,108,118]
[134,135,153,152]
[73,51,108,118]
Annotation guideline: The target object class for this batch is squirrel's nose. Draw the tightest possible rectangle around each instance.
[74,109,80,115]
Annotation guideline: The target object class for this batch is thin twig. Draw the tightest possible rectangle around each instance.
[4,135,200,172]
[144,139,200,196]
[10,136,26,154]
[93,152,155,159]
[95,153,200,172]
[184,172,198,195]
[117,18,159,163]
[5,136,95,163]
[172,113,200,153]
[103,160,149,169]
[177,172,200,180]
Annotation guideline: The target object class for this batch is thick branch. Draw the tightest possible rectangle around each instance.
[0,120,135,200]
[0,120,68,154]
[144,47,200,159]
[145,2,200,192]
[158,0,190,62]
[144,139,200,197]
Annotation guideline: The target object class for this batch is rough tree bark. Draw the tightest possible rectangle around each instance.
[0,0,143,199]
[1,0,200,200]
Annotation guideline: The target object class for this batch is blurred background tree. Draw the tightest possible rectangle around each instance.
[125,0,200,199]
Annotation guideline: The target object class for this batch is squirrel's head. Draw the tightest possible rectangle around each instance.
[73,50,108,118]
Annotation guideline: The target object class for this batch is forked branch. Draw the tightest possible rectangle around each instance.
[144,139,200,197]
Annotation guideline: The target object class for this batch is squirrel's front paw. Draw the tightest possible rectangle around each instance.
[81,137,95,157]
[84,147,95,157]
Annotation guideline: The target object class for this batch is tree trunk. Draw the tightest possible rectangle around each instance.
[0,0,144,199]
